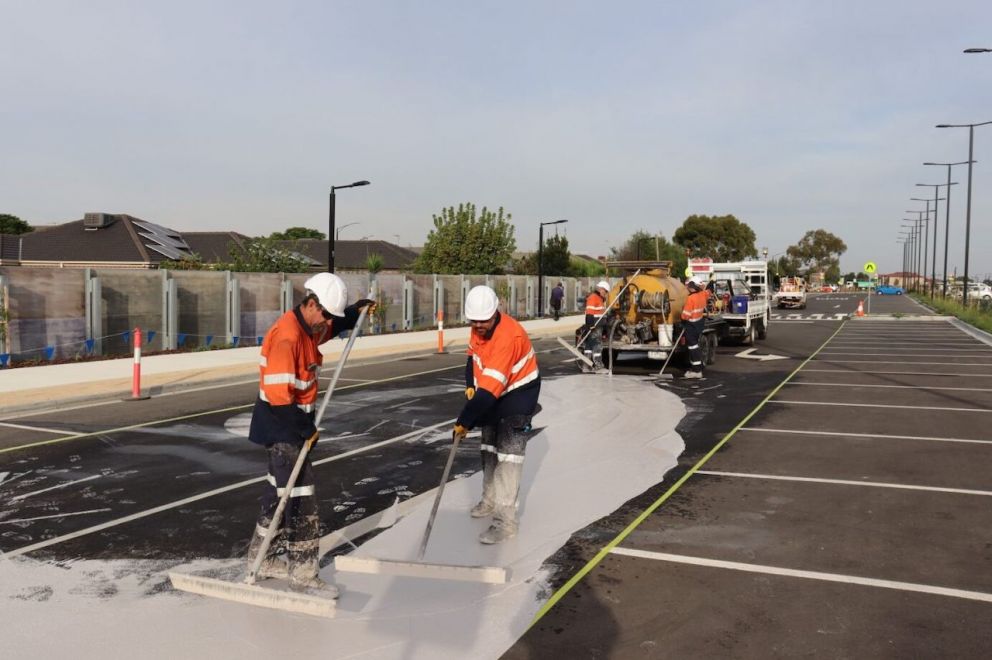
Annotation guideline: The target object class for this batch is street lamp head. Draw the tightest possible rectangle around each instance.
[964,48,992,53]
[352,180,371,187]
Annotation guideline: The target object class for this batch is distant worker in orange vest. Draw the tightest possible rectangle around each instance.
[245,272,374,595]
[454,285,541,544]
[681,275,710,379]
[580,280,611,370]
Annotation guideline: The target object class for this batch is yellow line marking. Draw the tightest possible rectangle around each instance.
[529,321,849,626]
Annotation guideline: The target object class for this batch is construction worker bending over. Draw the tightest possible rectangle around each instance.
[245,272,374,594]
[454,285,541,544]
[580,280,611,369]
[681,275,709,379]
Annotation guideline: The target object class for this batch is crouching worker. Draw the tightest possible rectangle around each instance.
[245,272,374,594]
[454,285,541,544]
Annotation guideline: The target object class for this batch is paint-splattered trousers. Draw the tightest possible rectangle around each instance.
[478,414,536,532]
[246,442,319,581]
[684,319,705,374]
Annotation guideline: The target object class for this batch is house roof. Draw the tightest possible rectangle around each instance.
[273,239,418,271]
[182,232,251,263]
[0,233,22,262]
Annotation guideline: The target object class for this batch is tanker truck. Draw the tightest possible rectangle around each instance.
[575,260,725,370]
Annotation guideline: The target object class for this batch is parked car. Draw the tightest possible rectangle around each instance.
[876,285,904,295]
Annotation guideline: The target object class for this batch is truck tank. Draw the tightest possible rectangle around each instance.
[605,261,689,347]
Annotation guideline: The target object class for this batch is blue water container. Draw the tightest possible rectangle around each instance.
[732,295,749,314]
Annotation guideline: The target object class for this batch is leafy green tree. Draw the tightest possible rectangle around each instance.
[673,214,757,261]
[224,237,313,272]
[514,234,571,276]
[159,253,213,270]
[0,214,32,234]
[414,203,516,274]
[567,256,606,277]
[785,229,847,279]
[609,230,687,275]
[268,226,326,240]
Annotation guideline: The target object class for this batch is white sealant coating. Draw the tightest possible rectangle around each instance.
[0,374,686,659]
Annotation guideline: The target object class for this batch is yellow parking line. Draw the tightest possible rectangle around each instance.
[529,321,849,626]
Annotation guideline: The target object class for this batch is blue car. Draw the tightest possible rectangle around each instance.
[876,285,904,295]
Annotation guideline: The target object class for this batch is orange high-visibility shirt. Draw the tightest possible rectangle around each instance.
[468,313,539,399]
[585,292,606,316]
[681,290,710,322]
[258,310,324,413]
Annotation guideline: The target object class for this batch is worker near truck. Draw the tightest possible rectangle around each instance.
[244,272,374,594]
[580,280,611,369]
[454,285,541,544]
[681,275,710,379]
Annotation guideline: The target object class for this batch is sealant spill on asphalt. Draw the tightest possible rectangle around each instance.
[0,374,687,660]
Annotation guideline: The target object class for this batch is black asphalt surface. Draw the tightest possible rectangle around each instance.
[4,293,991,658]
[507,293,992,659]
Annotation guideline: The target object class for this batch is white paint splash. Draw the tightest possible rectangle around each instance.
[0,375,686,659]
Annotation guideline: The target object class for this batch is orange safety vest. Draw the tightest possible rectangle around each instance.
[585,292,606,316]
[681,290,710,322]
[468,314,539,399]
[258,309,325,413]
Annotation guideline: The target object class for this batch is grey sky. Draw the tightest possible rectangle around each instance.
[3,1,991,277]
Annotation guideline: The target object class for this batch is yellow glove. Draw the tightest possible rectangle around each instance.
[465,387,475,400]
[453,424,469,440]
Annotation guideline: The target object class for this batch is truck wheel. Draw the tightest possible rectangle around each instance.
[705,334,717,365]
[757,318,767,340]
[741,324,755,346]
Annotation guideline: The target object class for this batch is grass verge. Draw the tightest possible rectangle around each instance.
[910,293,992,334]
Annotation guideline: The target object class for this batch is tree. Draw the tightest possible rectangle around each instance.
[413,203,516,274]
[513,234,571,276]
[224,237,313,272]
[785,229,847,280]
[0,214,32,235]
[673,214,757,262]
[268,226,325,240]
[609,230,687,276]
[159,253,213,270]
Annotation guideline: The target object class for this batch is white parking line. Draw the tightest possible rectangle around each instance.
[0,418,454,560]
[818,352,992,357]
[801,369,992,378]
[812,359,992,367]
[786,381,992,392]
[771,400,991,413]
[738,427,992,446]
[609,548,992,604]
[9,474,102,502]
[0,421,85,436]
[696,470,992,496]
[0,509,113,525]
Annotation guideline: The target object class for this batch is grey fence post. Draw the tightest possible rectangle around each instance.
[525,277,534,317]
[509,278,517,316]
[460,276,469,323]
[280,276,293,313]
[162,274,178,350]
[226,272,241,345]
[84,268,103,356]
[0,274,10,356]
[433,276,444,325]
[403,277,414,330]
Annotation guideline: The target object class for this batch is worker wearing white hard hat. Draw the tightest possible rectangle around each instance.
[681,274,710,379]
[455,285,541,544]
[245,272,375,595]
[580,281,612,370]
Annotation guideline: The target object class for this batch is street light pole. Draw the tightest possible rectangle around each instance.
[936,120,992,304]
[912,192,948,298]
[328,180,370,272]
[335,222,360,240]
[537,219,568,317]
[924,160,972,296]
[900,225,917,290]
[904,210,927,293]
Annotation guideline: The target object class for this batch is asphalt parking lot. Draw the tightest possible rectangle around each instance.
[509,293,992,658]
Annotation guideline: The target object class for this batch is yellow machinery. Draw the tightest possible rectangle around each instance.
[604,260,689,351]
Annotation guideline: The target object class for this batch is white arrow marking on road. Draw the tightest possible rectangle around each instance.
[0,471,8,486]
[834,305,840,308]
[736,348,789,362]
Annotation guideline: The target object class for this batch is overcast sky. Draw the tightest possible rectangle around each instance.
[3,1,991,277]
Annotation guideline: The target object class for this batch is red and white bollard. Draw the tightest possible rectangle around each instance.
[126,327,151,401]
[436,309,447,354]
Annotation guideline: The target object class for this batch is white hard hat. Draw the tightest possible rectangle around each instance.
[596,280,611,293]
[688,275,706,288]
[304,272,348,317]
[464,285,499,321]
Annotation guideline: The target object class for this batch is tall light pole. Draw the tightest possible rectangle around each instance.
[899,226,916,290]
[924,161,972,296]
[911,193,946,298]
[537,219,568,317]
[936,120,992,303]
[904,209,928,293]
[328,180,370,272]
[335,222,360,240]
[897,238,909,285]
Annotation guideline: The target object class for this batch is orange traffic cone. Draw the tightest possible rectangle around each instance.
[856,300,865,317]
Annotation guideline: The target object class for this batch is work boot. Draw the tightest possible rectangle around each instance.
[480,460,523,544]
[289,575,340,598]
[471,429,498,517]
[683,370,703,379]
[592,355,605,371]
[470,500,495,518]
[256,557,289,580]
[479,519,517,544]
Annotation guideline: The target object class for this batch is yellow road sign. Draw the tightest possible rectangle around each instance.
[864,261,877,274]
[684,265,692,278]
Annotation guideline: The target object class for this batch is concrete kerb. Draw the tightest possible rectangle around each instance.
[0,315,580,417]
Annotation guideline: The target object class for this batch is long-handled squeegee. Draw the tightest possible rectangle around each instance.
[169,306,369,618]
[334,430,508,584]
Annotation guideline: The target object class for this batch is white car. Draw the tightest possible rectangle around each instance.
[969,284,992,300]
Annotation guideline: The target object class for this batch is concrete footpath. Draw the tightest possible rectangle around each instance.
[0,314,581,417]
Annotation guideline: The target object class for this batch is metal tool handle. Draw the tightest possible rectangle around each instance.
[417,430,463,560]
[657,327,686,377]
[245,305,369,585]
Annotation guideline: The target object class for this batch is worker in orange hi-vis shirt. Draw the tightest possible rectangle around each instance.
[453,285,540,544]
[245,272,374,596]
[681,275,710,379]
[579,280,611,369]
